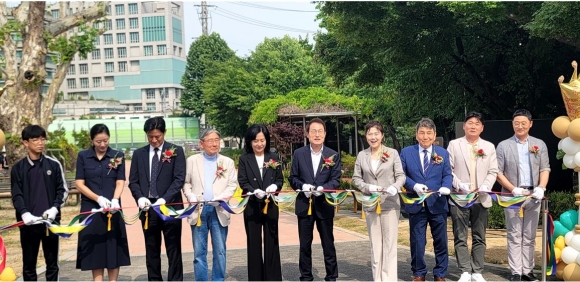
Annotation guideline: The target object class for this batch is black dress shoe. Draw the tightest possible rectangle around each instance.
[509,274,521,281]
[521,273,539,282]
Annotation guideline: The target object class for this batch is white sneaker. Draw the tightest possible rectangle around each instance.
[458,272,471,282]
[471,273,486,282]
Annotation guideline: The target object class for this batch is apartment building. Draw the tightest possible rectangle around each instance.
[54,1,187,119]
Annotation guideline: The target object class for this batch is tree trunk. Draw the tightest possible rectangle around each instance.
[385,122,401,152]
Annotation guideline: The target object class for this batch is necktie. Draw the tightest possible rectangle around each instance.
[423,149,429,173]
[150,147,160,198]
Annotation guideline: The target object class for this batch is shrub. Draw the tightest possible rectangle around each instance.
[220,148,244,167]
[487,203,505,229]
[340,151,356,178]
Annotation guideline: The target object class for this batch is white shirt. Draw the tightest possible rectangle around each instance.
[310,145,323,177]
[255,154,264,179]
[371,159,380,173]
[419,145,432,172]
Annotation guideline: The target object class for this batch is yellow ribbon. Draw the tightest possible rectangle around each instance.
[376,203,381,214]
[262,198,270,215]
[308,198,312,216]
[196,205,202,227]
[144,211,149,230]
[107,213,112,231]
[519,206,524,218]
[361,208,365,219]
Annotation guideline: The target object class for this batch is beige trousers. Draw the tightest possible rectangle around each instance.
[505,198,541,275]
[365,208,400,281]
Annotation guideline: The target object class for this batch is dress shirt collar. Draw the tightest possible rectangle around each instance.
[310,145,324,155]
[150,142,165,152]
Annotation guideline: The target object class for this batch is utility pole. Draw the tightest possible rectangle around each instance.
[194,1,215,36]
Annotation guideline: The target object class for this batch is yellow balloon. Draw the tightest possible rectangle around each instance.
[557,236,567,250]
[553,116,572,139]
[0,266,16,281]
[563,262,580,281]
[0,129,5,150]
[556,247,563,263]
[557,261,568,280]
[570,118,580,141]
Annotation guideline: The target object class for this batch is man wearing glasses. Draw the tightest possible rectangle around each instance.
[289,118,342,281]
[11,125,68,281]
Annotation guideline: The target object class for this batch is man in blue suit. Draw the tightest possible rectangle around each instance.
[400,118,453,281]
[289,118,342,281]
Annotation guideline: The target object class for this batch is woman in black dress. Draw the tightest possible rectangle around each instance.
[75,124,130,281]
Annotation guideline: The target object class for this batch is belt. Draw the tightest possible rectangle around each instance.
[520,186,533,189]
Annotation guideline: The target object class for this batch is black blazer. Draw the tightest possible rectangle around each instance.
[289,146,342,219]
[128,142,186,209]
[238,152,284,197]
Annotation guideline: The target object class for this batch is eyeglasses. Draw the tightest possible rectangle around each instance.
[202,138,220,144]
[309,130,325,135]
[28,138,46,144]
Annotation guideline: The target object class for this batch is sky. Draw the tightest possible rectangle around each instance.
[182,1,323,57]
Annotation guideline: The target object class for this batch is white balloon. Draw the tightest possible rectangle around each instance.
[566,231,575,246]
[571,234,580,250]
[562,137,580,155]
[559,139,564,150]
[574,152,580,167]
[562,246,580,264]
[564,154,577,169]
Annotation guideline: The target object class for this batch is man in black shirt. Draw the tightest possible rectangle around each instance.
[11,125,68,281]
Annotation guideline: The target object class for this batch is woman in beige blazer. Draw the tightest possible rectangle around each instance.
[353,121,406,281]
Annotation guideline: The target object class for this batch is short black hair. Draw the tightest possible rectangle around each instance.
[144,116,166,133]
[513,109,532,121]
[464,111,485,124]
[21,125,46,141]
[90,124,110,139]
[364,121,385,134]
[244,124,270,154]
[306,118,326,132]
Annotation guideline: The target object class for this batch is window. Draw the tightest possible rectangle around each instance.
[79,64,88,74]
[104,48,114,59]
[46,71,53,79]
[146,103,156,111]
[142,16,166,42]
[93,36,100,46]
[105,62,114,73]
[130,32,139,43]
[51,10,59,19]
[93,77,101,88]
[92,49,101,60]
[106,5,111,16]
[16,50,22,59]
[173,46,177,55]
[115,4,125,15]
[118,61,127,72]
[128,3,138,14]
[134,105,143,111]
[104,34,113,45]
[118,47,127,58]
[146,89,155,99]
[116,19,125,30]
[144,45,153,56]
[79,54,87,61]
[68,65,75,75]
[93,22,99,29]
[80,78,89,88]
[116,33,126,44]
[67,79,76,89]
[157,45,166,55]
[104,20,112,30]
[42,85,48,94]
[129,18,139,29]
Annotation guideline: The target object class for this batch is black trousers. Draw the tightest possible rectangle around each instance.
[140,207,183,281]
[297,214,338,281]
[19,224,59,281]
[243,199,282,281]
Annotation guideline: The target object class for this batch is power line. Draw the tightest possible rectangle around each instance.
[227,1,319,13]
[212,7,318,33]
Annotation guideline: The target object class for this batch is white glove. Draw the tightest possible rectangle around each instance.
[313,186,324,197]
[254,189,266,199]
[386,186,398,196]
[438,187,451,195]
[208,198,222,206]
[265,184,277,193]
[110,199,120,214]
[458,183,471,194]
[138,197,152,211]
[302,184,315,192]
[368,185,383,193]
[21,212,41,225]
[91,208,104,213]
[511,187,524,197]
[532,187,545,200]
[152,198,166,206]
[478,185,491,193]
[97,196,111,209]
[186,193,199,203]
[413,184,428,196]
[42,207,58,220]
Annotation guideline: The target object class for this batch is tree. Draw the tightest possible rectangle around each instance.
[180,33,236,118]
[46,126,78,172]
[268,121,304,161]
[0,1,107,164]
[72,128,91,150]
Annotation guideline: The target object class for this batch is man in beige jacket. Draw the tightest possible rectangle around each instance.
[447,112,498,282]
[182,128,237,281]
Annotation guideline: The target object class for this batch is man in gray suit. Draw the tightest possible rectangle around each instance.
[447,111,498,282]
[496,109,550,282]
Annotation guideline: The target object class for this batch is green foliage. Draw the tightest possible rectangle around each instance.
[45,22,102,64]
[338,179,353,190]
[219,148,244,167]
[340,151,356,178]
[181,33,236,117]
[89,95,95,100]
[0,19,25,46]
[557,149,565,160]
[46,127,79,172]
[71,129,91,150]
[487,202,506,229]
[123,147,132,161]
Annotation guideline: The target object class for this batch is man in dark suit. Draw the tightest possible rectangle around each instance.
[289,118,342,281]
[129,116,186,281]
[400,118,453,282]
